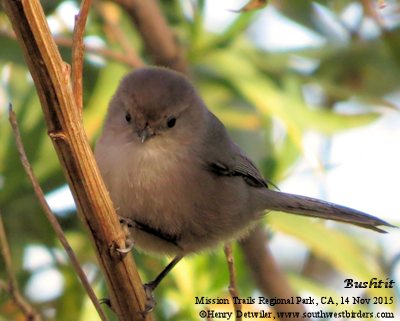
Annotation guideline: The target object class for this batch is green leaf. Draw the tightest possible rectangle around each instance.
[267,214,393,298]
[200,50,380,152]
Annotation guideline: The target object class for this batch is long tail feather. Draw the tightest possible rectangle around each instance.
[259,189,395,233]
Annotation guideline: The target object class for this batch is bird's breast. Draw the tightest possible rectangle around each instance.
[101,140,203,232]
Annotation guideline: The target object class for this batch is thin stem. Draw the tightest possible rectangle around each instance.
[8,105,109,321]
[224,244,242,321]
[72,0,93,111]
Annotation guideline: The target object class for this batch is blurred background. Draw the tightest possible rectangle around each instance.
[1,0,400,320]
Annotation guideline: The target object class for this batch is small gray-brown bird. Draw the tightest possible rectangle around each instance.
[95,66,393,295]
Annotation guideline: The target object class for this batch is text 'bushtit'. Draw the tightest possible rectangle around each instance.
[95,66,393,301]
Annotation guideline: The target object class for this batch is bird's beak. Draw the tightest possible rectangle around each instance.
[138,127,154,143]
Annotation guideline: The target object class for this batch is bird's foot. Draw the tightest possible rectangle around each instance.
[99,297,114,311]
[117,216,135,253]
[142,281,157,315]
[99,289,155,317]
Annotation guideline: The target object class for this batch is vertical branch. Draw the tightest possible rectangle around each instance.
[0,211,42,321]
[72,0,93,111]
[224,244,242,321]
[8,106,109,321]
[1,1,153,320]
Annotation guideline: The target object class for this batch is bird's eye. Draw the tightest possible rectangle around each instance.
[125,112,132,123]
[166,117,176,128]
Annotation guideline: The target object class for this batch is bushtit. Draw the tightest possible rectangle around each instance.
[95,66,393,297]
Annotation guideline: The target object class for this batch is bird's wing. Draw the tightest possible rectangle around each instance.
[202,111,269,188]
[207,154,268,188]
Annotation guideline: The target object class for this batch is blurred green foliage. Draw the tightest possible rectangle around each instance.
[0,0,399,320]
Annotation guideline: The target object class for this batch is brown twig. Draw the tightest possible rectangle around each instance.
[112,0,187,74]
[8,105,109,321]
[72,0,93,111]
[0,211,42,321]
[223,244,242,321]
[239,226,310,321]
[1,1,152,320]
